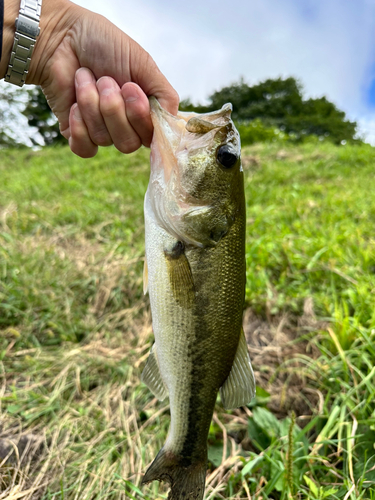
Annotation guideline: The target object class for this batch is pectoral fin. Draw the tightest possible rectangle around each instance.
[220,329,256,409]
[141,344,168,401]
[164,241,195,308]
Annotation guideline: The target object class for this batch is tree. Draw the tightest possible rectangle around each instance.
[0,84,27,147]
[22,86,66,146]
[180,77,358,144]
[178,98,209,114]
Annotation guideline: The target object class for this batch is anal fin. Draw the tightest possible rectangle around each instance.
[220,329,255,409]
[141,344,168,401]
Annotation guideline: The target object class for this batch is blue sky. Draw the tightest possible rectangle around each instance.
[74,0,375,143]
[368,79,375,108]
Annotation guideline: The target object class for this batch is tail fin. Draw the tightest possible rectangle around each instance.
[142,447,206,500]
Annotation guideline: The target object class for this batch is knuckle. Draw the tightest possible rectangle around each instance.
[70,142,97,158]
[100,98,120,119]
[99,92,122,118]
[77,87,99,109]
[70,131,98,158]
[90,129,112,147]
[171,89,180,108]
[116,136,141,154]
[131,105,151,121]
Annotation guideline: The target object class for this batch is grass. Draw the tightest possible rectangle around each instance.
[0,140,375,499]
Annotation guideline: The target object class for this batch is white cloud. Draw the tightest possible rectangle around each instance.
[73,0,375,136]
[72,0,232,102]
[358,117,375,145]
[9,0,373,143]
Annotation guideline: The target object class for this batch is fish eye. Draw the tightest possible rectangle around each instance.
[217,145,238,169]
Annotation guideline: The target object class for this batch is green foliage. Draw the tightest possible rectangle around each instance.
[22,86,66,146]
[179,98,209,114]
[236,119,283,145]
[210,77,303,121]
[243,141,375,331]
[235,335,375,498]
[286,411,296,496]
[1,141,375,499]
[0,146,149,346]
[243,407,310,497]
[180,77,359,144]
[1,141,375,347]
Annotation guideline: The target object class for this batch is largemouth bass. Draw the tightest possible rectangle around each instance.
[141,98,255,500]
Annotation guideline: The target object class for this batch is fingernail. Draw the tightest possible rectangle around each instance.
[97,77,116,96]
[76,67,94,87]
[72,104,82,120]
[125,87,139,103]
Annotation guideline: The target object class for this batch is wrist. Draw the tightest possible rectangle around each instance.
[28,0,76,85]
[0,0,74,85]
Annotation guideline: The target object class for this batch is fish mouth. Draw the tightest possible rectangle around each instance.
[149,97,233,135]
[149,97,234,182]
[149,97,187,147]
[149,97,185,183]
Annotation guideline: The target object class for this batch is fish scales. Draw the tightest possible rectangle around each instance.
[141,98,255,500]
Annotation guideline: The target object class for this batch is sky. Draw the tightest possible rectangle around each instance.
[72,0,375,143]
[20,0,375,143]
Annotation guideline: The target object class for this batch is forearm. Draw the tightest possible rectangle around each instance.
[0,0,19,78]
[0,0,75,84]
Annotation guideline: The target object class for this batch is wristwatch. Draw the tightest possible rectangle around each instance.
[5,0,42,87]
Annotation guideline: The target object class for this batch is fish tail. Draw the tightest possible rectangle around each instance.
[142,447,206,500]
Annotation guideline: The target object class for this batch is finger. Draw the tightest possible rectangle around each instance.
[121,83,153,147]
[97,77,142,154]
[75,67,112,147]
[69,104,98,158]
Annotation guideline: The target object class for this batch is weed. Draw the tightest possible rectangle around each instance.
[1,142,374,498]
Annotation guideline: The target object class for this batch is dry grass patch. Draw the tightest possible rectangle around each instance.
[1,298,324,499]
[2,311,172,499]
[244,299,325,418]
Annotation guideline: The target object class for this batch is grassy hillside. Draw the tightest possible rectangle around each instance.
[1,141,374,499]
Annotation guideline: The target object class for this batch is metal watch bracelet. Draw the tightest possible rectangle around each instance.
[5,0,42,87]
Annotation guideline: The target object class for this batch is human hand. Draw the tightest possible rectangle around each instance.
[1,0,179,157]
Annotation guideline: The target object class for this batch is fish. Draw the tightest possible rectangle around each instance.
[141,97,255,500]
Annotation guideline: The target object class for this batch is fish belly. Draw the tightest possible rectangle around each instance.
[144,190,245,464]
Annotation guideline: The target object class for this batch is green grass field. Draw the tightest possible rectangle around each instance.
[1,140,375,499]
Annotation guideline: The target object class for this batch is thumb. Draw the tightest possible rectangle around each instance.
[128,42,179,116]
